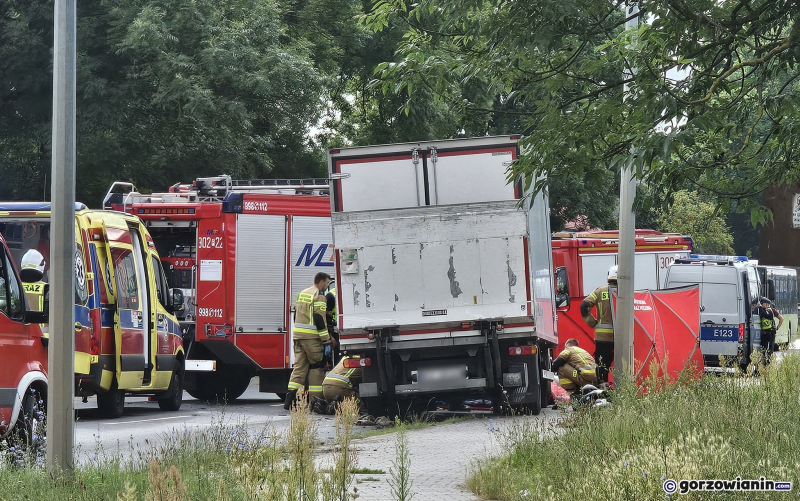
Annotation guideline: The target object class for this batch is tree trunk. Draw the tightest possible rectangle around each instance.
[759,184,800,266]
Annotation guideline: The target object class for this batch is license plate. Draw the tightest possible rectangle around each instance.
[700,326,737,341]
[416,366,466,383]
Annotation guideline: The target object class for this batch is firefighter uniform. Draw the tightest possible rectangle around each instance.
[20,249,48,336]
[323,355,363,402]
[552,345,597,392]
[582,284,614,383]
[287,284,330,403]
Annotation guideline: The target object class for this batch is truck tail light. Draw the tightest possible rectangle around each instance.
[509,345,537,356]
[205,324,233,338]
[739,323,745,343]
[343,358,371,368]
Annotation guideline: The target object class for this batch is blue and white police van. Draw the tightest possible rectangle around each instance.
[664,254,763,371]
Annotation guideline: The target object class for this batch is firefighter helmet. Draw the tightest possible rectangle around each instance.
[20,249,46,283]
[607,265,618,282]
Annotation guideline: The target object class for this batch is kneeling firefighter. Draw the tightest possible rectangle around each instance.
[551,338,597,394]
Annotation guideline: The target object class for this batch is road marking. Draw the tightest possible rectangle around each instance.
[102,415,191,426]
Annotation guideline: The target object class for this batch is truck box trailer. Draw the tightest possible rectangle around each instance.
[328,135,557,415]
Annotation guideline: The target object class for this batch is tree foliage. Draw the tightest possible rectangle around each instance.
[657,190,734,254]
[363,0,800,222]
[1,0,334,205]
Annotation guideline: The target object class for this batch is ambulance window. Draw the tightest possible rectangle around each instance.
[112,248,140,310]
[151,255,169,307]
[75,244,89,306]
[2,251,23,319]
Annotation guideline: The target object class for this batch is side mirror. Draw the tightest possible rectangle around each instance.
[554,267,570,311]
[171,288,186,313]
[25,309,49,324]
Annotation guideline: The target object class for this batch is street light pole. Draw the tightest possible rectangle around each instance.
[46,0,77,475]
[614,1,640,384]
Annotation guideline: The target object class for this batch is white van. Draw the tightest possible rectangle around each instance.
[664,255,763,371]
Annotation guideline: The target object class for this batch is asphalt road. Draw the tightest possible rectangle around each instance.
[73,378,340,464]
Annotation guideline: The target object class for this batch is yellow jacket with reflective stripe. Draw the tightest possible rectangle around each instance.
[294,285,329,340]
[583,284,614,343]
[23,280,48,334]
[323,356,363,388]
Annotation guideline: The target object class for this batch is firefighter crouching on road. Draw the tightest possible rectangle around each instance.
[20,249,49,336]
[285,272,333,410]
[311,354,364,415]
[551,338,597,394]
[581,265,617,384]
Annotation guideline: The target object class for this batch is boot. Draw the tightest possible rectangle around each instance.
[311,396,328,414]
[284,390,298,410]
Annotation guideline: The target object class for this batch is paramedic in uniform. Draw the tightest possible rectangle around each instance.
[20,249,49,336]
[284,272,333,410]
[580,265,617,384]
[551,338,597,394]
[753,297,783,364]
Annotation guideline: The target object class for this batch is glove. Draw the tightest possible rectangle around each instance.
[324,344,332,357]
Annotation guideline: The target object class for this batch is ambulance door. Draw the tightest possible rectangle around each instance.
[109,226,151,388]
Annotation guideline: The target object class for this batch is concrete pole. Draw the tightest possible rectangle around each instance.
[46,0,77,475]
[614,2,639,384]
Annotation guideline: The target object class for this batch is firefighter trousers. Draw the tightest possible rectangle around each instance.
[323,383,357,402]
[288,338,325,398]
[594,341,614,384]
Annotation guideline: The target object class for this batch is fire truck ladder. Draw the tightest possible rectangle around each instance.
[103,175,335,209]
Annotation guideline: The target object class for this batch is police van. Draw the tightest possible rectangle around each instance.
[664,254,762,371]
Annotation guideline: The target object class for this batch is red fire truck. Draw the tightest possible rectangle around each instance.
[551,229,693,352]
[104,176,334,400]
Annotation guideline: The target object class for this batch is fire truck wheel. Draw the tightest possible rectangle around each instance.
[185,367,251,402]
[16,387,46,449]
[158,362,184,411]
[98,381,125,418]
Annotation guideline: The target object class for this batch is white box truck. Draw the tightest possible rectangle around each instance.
[328,136,558,415]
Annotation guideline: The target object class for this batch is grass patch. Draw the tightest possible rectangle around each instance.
[349,467,386,474]
[468,354,800,500]
[0,396,361,500]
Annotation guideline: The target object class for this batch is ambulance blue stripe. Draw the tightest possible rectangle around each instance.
[100,307,115,327]
[75,305,91,325]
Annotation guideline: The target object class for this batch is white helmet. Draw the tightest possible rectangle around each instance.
[20,249,45,283]
[607,265,618,282]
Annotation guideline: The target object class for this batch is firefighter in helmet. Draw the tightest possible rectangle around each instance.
[580,265,616,383]
[20,249,49,336]
[551,338,597,395]
[285,272,333,410]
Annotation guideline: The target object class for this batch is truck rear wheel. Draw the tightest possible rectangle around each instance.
[185,365,251,402]
[97,381,125,418]
[158,362,184,411]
